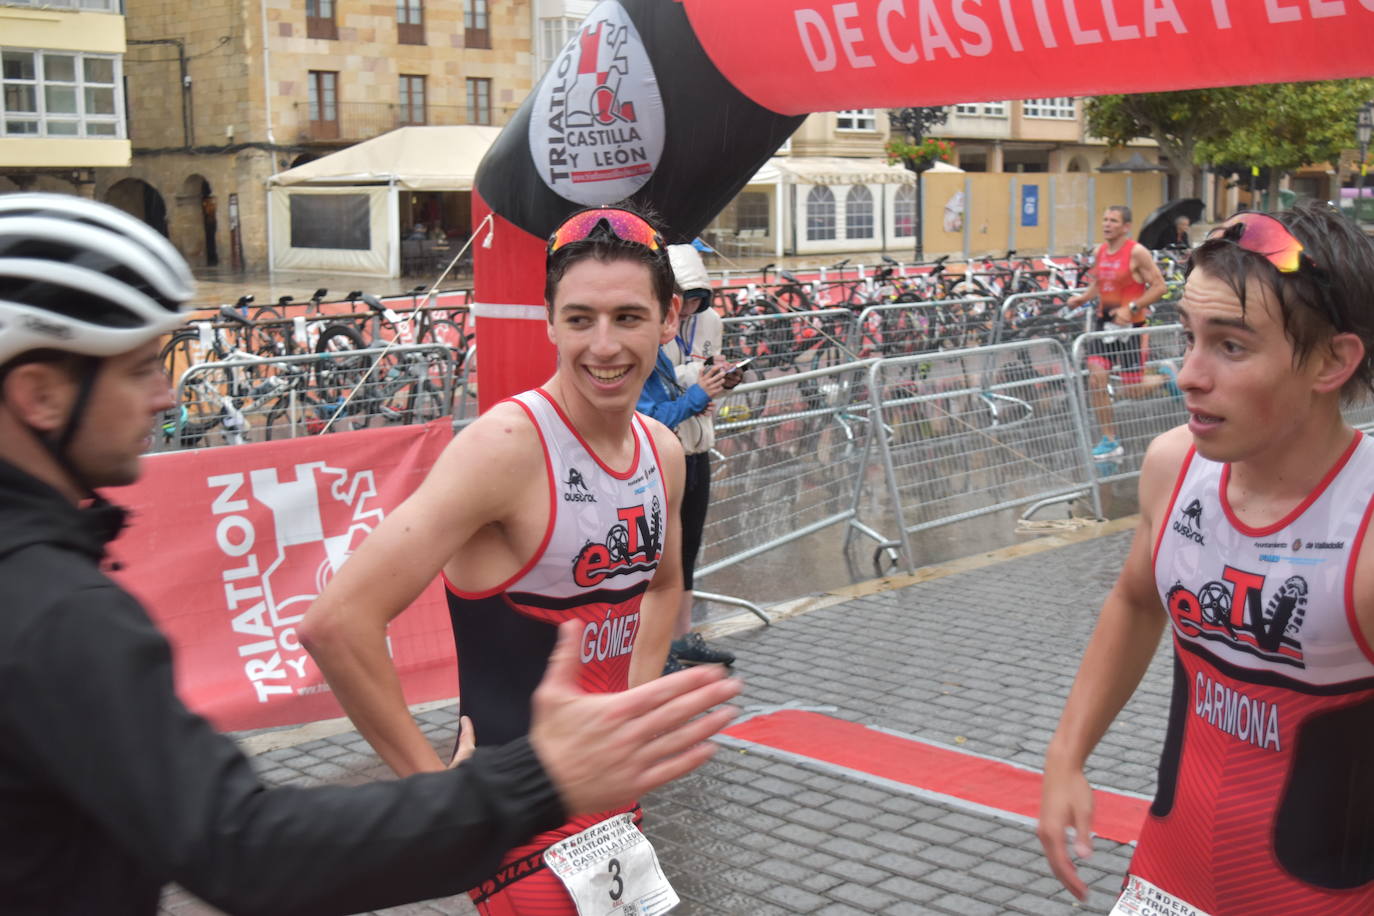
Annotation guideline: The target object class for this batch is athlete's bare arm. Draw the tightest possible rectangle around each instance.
[629,418,686,688]
[1037,424,1191,900]
[1067,268,1098,309]
[1124,243,1168,321]
[301,402,545,777]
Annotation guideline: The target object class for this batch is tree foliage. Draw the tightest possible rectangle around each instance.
[887,107,949,142]
[1194,79,1374,172]
[1084,90,1240,198]
[1086,80,1374,201]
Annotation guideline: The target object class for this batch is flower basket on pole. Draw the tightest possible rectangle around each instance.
[885,138,955,261]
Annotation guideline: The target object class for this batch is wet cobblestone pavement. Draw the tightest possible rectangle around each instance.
[162,521,1171,915]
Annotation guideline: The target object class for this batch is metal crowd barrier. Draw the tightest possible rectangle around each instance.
[453,342,479,425]
[719,308,858,379]
[848,339,1100,574]
[990,289,1089,345]
[164,344,456,451]
[1347,398,1374,432]
[850,296,998,359]
[695,359,877,594]
[1068,324,1189,484]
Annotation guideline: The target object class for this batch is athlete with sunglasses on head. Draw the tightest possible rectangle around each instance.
[303,205,710,915]
[1039,201,1374,914]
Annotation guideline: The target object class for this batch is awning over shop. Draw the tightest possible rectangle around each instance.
[745,156,963,187]
[268,126,503,191]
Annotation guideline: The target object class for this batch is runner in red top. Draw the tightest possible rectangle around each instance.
[1040,202,1374,915]
[304,206,703,915]
[1067,205,1175,460]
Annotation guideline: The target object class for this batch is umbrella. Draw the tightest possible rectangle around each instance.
[1137,198,1205,250]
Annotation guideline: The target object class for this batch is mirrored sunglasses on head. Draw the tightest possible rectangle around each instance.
[1206,212,1310,273]
[547,207,665,258]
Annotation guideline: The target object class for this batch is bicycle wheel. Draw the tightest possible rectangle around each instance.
[160,330,202,390]
[248,305,289,356]
[1012,314,1082,349]
[409,379,448,424]
[313,323,370,416]
[370,358,420,426]
[176,365,241,448]
[263,394,299,440]
[774,285,808,312]
[418,317,468,393]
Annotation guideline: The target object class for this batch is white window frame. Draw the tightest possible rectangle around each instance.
[0,0,120,11]
[835,108,876,132]
[1,48,124,139]
[466,76,491,125]
[395,0,421,26]
[806,186,836,241]
[893,184,917,239]
[954,102,1008,117]
[464,0,488,30]
[844,184,874,240]
[538,16,581,80]
[1023,97,1076,120]
[398,73,425,125]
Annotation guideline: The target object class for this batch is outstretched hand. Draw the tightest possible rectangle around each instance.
[1037,762,1095,901]
[529,620,741,817]
[448,716,476,768]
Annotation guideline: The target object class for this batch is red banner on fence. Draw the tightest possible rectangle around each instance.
[681,0,1374,115]
[107,421,457,732]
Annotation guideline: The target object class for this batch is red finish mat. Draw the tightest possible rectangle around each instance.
[723,709,1148,844]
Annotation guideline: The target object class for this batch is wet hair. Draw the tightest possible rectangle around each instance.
[1106,205,1132,224]
[1186,200,1374,403]
[543,202,675,319]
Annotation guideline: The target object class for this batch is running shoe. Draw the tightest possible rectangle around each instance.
[661,652,688,676]
[671,632,735,667]
[1091,436,1124,460]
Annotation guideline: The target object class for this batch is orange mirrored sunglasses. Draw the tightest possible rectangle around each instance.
[547,208,665,258]
[1206,212,1310,273]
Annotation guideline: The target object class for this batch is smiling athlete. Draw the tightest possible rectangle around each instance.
[1039,202,1374,915]
[303,206,690,915]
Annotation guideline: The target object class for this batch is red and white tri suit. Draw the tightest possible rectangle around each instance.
[1134,430,1374,914]
[1087,239,1150,383]
[443,388,668,916]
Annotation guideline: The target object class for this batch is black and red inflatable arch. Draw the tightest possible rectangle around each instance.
[472,0,1374,410]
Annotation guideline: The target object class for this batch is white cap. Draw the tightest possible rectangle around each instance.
[667,244,710,292]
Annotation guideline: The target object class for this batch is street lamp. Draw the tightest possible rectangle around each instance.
[1356,101,1373,225]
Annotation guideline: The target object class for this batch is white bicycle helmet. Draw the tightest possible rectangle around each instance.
[0,192,195,365]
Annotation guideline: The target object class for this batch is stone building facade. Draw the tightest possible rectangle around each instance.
[0,0,131,194]
[94,0,533,271]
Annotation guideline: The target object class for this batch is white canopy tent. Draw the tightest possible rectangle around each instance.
[266,125,502,276]
[736,156,963,257]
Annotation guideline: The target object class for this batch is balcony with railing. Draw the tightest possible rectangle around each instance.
[291,101,515,143]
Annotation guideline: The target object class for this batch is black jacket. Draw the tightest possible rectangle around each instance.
[0,459,564,915]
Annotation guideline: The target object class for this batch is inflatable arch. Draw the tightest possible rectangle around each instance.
[471,0,1374,410]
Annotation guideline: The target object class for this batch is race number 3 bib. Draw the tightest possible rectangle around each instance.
[543,813,679,916]
[1111,875,1214,916]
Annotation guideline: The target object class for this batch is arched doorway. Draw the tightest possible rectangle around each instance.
[289,153,320,169]
[105,178,169,237]
[178,174,218,267]
[1066,156,1088,173]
